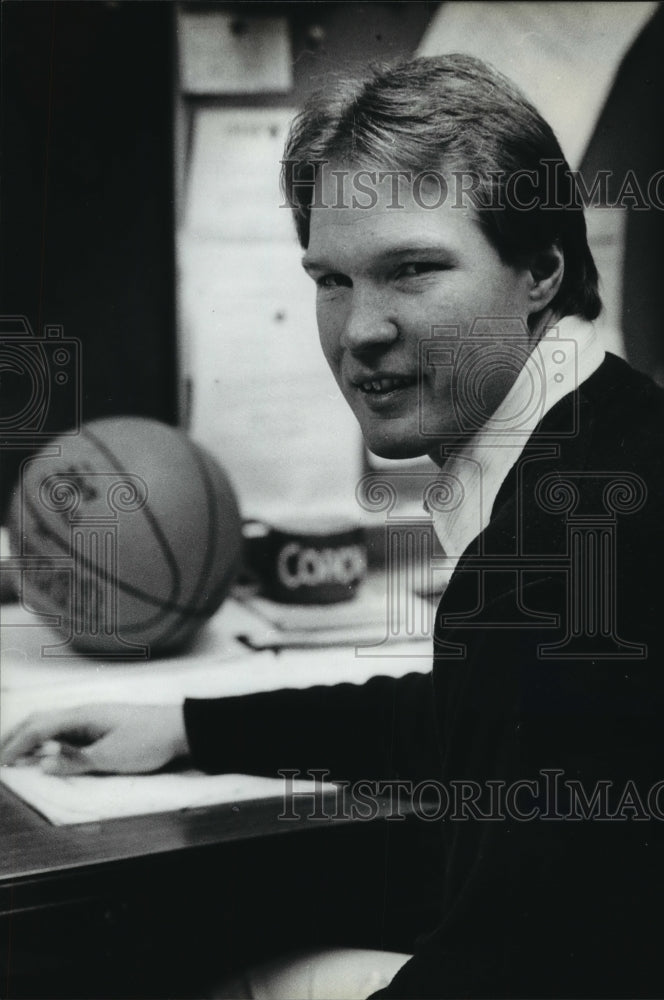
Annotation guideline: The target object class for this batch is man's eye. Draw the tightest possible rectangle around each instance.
[316,273,350,289]
[397,262,448,278]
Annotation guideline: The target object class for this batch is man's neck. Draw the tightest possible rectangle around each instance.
[427,314,605,565]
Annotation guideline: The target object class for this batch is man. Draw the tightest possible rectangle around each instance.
[3,55,664,998]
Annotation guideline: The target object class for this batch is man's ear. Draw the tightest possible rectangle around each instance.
[527,243,565,312]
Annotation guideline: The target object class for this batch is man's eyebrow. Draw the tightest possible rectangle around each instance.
[302,243,456,272]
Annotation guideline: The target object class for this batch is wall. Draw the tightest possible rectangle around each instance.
[0,1,177,518]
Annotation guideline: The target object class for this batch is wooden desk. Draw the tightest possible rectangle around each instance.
[1,780,442,999]
[0,777,348,883]
[0,596,437,999]
[2,778,401,999]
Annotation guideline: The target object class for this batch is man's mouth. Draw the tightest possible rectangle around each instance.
[356,376,417,395]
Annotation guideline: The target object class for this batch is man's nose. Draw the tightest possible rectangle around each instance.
[341,286,399,353]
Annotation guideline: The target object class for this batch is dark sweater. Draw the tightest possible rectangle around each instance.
[185,355,664,998]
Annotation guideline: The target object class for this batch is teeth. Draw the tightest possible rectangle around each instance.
[360,377,411,393]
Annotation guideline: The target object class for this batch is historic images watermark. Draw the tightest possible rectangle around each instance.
[282,161,664,213]
[1,316,149,657]
[0,316,81,440]
[279,768,664,824]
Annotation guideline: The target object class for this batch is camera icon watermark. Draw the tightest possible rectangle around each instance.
[0,317,147,657]
[0,315,81,441]
[418,319,580,443]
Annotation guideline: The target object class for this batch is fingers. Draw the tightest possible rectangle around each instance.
[1,712,64,765]
[5,730,125,776]
[2,720,110,775]
[1,703,187,776]
[40,744,95,776]
[0,707,99,766]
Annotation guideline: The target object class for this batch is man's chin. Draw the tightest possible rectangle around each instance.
[365,438,428,461]
[365,431,469,466]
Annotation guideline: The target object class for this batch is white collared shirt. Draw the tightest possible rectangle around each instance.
[429,317,605,575]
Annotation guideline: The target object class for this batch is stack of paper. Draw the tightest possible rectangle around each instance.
[234,572,440,650]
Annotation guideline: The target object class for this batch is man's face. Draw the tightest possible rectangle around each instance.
[303,166,540,462]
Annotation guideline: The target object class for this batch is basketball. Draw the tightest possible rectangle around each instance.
[7,417,243,656]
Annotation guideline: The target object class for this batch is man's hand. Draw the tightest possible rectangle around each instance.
[0,704,189,775]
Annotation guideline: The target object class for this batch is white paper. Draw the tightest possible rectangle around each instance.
[183,108,296,240]
[179,236,364,522]
[178,106,365,524]
[0,765,332,826]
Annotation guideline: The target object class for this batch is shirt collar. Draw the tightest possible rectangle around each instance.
[429,316,605,564]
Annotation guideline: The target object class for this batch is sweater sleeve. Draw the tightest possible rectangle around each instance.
[184,671,441,785]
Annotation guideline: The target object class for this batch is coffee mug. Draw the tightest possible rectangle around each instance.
[243,517,367,604]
